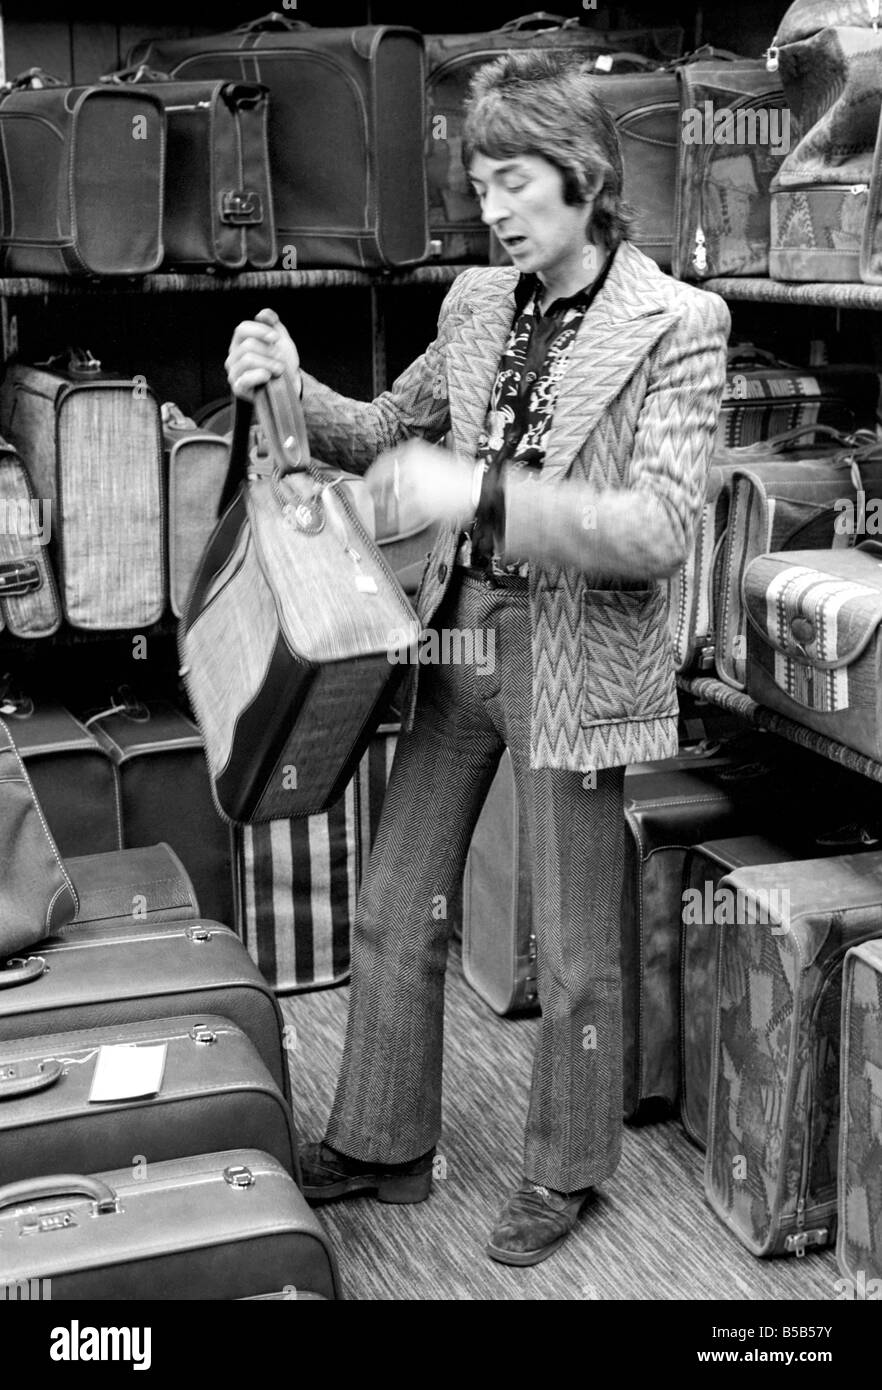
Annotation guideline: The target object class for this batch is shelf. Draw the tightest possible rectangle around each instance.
[702,277,882,311]
[0,264,470,298]
[678,674,882,786]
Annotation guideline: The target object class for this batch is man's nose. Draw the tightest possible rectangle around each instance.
[480,186,509,227]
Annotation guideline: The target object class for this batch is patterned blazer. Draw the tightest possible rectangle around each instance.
[300,239,731,773]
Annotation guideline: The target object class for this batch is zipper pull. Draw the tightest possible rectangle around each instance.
[870,0,880,30]
[692,228,708,276]
[765,43,780,73]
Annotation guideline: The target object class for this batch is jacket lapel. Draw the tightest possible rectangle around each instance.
[446,270,518,462]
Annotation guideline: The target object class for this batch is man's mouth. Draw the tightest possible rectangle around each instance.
[502,235,528,251]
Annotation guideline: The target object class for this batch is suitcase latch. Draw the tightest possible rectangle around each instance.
[784,1228,828,1257]
[186,926,212,944]
[224,1165,255,1189]
[190,1025,217,1045]
[219,190,263,226]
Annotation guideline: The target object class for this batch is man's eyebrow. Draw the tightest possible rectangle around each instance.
[468,161,526,183]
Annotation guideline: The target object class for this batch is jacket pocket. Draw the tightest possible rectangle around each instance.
[580,586,678,726]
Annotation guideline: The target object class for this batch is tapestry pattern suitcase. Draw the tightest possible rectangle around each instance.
[718,345,880,447]
[838,938,882,1288]
[0,919,290,1102]
[705,851,882,1257]
[128,16,429,270]
[0,1149,341,1300]
[88,697,234,927]
[0,1015,298,1186]
[0,352,166,631]
[65,843,200,928]
[0,434,60,638]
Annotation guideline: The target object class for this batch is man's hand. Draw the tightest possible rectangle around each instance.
[225,307,301,401]
[366,439,478,531]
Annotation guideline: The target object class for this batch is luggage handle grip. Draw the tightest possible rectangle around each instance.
[762,423,853,453]
[0,1058,63,1100]
[498,13,570,31]
[0,956,46,988]
[0,561,42,597]
[101,63,170,85]
[0,1173,119,1215]
[235,12,310,33]
[2,67,65,93]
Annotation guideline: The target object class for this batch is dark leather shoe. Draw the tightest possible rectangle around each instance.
[299,1141,435,1205]
[486,1181,591,1266]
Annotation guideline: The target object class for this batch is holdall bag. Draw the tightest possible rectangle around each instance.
[0,1149,341,1300]
[0,67,165,276]
[127,14,428,270]
[705,851,882,1257]
[163,403,233,620]
[179,363,420,824]
[743,542,882,762]
[718,343,881,449]
[0,918,290,1102]
[0,434,60,638]
[768,4,882,282]
[103,67,275,271]
[838,938,882,1288]
[714,425,882,690]
[66,843,200,928]
[0,349,165,631]
[673,60,789,281]
[0,717,77,958]
[0,690,120,856]
[86,692,234,927]
[666,453,741,675]
[0,1015,297,1187]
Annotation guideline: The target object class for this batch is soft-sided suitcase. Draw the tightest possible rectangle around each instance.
[0,918,290,1102]
[0,68,165,276]
[0,433,60,638]
[0,1015,297,1186]
[87,695,234,927]
[162,403,232,619]
[180,366,420,823]
[673,60,788,281]
[66,843,200,928]
[0,350,165,631]
[705,851,882,1257]
[105,69,276,270]
[0,1149,341,1300]
[838,938,882,1289]
[128,14,428,270]
[0,694,120,856]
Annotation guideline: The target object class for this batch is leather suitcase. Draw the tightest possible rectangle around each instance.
[0,68,165,276]
[180,367,420,823]
[0,434,60,638]
[0,1149,341,1300]
[0,918,290,1103]
[0,1015,298,1186]
[673,60,788,281]
[0,694,120,857]
[162,403,231,619]
[127,15,429,270]
[743,543,882,762]
[105,70,275,270]
[87,695,234,927]
[705,851,882,1257]
[838,939,882,1288]
[66,843,200,928]
[0,350,166,631]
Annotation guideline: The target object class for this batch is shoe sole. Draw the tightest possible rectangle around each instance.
[301,1172,433,1205]
[485,1233,570,1267]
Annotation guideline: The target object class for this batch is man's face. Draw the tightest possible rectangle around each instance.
[468,152,595,275]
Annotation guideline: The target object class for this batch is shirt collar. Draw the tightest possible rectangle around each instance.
[513,242,618,318]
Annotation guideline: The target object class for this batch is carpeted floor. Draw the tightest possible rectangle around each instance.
[280,942,840,1302]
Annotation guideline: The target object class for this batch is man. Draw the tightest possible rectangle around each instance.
[226,50,730,1267]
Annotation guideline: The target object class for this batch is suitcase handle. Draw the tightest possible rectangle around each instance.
[235,12,310,33]
[0,1058,63,1100]
[1,67,65,94]
[0,561,41,597]
[498,13,570,31]
[0,1172,119,1215]
[0,955,46,988]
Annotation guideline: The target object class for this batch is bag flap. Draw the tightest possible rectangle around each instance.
[743,545,882,667]
[774,1,881,47]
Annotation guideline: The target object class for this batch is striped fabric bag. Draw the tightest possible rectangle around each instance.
[236,727,398,994]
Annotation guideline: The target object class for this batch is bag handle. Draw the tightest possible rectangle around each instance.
[101,63,170,85]
[498,12,569,31]
[0,956,46,989]
[0,1059,63,1101]
[235,11,310,33]
[0,1173,119,1214]
[727,342,793,369]
[1,67,65,94]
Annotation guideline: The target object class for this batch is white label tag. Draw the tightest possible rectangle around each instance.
[355,575,378,593]
[594,53,614,72]
[89,1043,167,1103]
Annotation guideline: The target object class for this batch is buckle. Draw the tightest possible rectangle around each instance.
[219,189,263,226]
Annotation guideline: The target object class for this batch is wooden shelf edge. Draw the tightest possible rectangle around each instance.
[678,674,882,786]
[0,264,472,298]
[702,277,882,311]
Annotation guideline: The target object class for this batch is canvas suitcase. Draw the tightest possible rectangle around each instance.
[180,366,420,823]
[743,543,882,762]
[838,938,882,1288]
[66,843,200,928]
[0,350,165,631]
[0,434,60,638]
[87,695,234,927]
[0,918,290,1102]
[705,851,882,1257]
[719,344,880,448]
[0,1015,297,1187]
[0,68,165,276]
[0,1149,341,1300]
[713,426,882,689]
[105,69,275,270]
[127,15,428,270]
[163,403,232,619]
[673,59,789,281]
[0,693,120,856]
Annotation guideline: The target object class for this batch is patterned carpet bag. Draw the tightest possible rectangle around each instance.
[838,939,882,1291]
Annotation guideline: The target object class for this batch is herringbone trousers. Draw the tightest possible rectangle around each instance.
[324,570,627,1192]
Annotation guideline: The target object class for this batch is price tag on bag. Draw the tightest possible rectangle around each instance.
[89,1043,167,1103]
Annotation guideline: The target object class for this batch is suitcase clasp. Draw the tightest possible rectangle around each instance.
[784,1228,828,1257]
[190,1025,217,1045]
[224,1165,255,1189]
[186,926,212,944]
[219,190,263,226]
